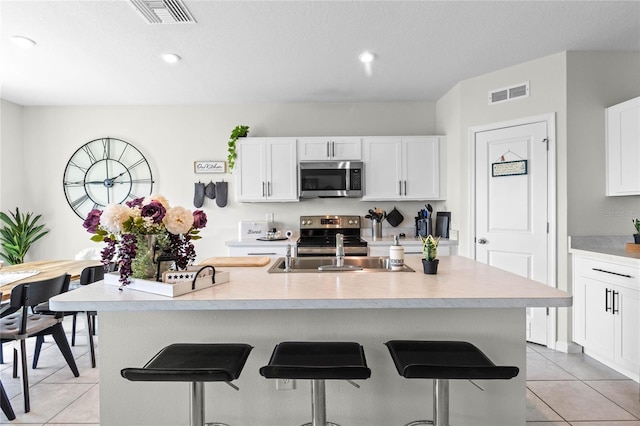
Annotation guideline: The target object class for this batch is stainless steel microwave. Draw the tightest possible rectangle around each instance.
[299,161,363,198]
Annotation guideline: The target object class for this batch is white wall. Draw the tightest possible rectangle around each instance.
[566,51,640,236]
[0,99,25,211]
[18,102,443,261]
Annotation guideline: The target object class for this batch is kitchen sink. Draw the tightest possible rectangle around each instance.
[267,256,415,273]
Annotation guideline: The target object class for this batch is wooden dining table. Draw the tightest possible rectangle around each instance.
[0,259,102,302]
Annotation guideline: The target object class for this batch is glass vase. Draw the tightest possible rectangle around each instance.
[131,234,158,280]
[131,234,173,281]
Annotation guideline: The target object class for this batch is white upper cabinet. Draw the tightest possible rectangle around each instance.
[363,136,445,200]
[606,96,640,196]
[298,137,362,161]
[235,137,298,202]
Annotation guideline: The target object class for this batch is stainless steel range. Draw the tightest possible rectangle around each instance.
[297,215,368,257]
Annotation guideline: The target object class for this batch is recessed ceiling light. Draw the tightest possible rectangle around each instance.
[11,35,37,48]
[359,51,376,64]
[161,53,181,64]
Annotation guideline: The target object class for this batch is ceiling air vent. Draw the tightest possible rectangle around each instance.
[130,0,196,24]
[488,82,529,105]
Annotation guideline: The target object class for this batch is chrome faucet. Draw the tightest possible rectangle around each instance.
[335,233,344,267]
[284,244,292,272]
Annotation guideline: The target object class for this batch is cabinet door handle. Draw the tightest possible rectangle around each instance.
[327,142,330,158]
[268,181,271,197]
[612,290,619,314]
[262,182,266,197]
[404,180,407,196]
[332,141,335,157]
[592,268,632,278]
[399,181,402,196]
[605,288,611,312]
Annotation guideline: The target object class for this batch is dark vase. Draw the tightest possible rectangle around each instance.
[634,234,640,244]
[422,258,439,275]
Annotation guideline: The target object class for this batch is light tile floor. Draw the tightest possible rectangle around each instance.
[1,319,639,425]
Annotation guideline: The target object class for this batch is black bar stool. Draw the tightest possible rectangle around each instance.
[121,343,252,426]
[260,341,371,426]
[385,340,519,426]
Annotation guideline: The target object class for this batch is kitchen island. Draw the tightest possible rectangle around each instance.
[50,255,571,426]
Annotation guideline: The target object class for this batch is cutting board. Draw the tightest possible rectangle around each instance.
[198,256,271,267]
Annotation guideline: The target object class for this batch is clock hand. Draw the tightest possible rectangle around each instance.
[109,171,128,181]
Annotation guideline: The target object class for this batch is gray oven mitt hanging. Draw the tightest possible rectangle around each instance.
[205,181,216,199]
[215,181,228,207]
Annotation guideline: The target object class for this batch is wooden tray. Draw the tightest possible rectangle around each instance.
[625,242,640,253]
[198,256,271,267]
[104,269,229,297]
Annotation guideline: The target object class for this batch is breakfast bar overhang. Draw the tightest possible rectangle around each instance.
[50,255,571,426]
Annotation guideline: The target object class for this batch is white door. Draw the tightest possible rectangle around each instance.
[475,121,550,345]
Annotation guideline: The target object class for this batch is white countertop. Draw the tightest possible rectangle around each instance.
[50,255,571,312]
[569,236,640,267]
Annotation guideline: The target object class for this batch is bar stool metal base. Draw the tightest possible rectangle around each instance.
[299,379,341,426]
[403,378,449,426]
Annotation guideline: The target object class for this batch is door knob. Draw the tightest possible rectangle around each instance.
[477,238,487,244]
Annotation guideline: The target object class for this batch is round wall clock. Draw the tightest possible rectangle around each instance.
[63,137,154,219]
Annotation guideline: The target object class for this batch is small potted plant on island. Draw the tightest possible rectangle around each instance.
[634,219,640,244]
[420,234,440,274]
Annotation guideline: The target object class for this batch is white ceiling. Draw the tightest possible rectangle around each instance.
[1,0,639,106]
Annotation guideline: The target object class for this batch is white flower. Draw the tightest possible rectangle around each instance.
[163,206,194,235]
[100,204,134,234]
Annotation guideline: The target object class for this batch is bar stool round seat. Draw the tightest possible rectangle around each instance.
[260,341,371,426]
[385,340,519,426]
[121,343,252,426]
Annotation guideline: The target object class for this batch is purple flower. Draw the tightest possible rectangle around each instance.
[140,201,166,224]
[192,210,207,229]
[83,209,102,233]
[126,197,145,208]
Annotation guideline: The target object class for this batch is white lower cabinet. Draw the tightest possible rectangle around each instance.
[573,255,639,379]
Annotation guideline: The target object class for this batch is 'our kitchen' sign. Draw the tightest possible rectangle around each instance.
[194,161,226,174]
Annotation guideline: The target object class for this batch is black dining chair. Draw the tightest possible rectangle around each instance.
[0,274,79,413]
[32,264,107,369]
[0,291,16,420]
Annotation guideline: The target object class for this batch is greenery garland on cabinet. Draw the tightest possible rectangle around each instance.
[226,125,250,173]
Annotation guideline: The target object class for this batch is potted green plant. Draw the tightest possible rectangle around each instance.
[633,218,640,244]
[419,234,440,274]
[0,208,50,265]
[226,125,250,173]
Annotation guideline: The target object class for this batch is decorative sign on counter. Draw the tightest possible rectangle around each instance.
[194,161,226,174]
[492,160,528,177]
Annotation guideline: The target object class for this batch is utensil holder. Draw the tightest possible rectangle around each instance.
[372,220,382,240]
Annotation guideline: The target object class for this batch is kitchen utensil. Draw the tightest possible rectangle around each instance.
[386,206,404,227]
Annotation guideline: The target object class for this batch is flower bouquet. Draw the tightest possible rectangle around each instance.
[83,195,207,287]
